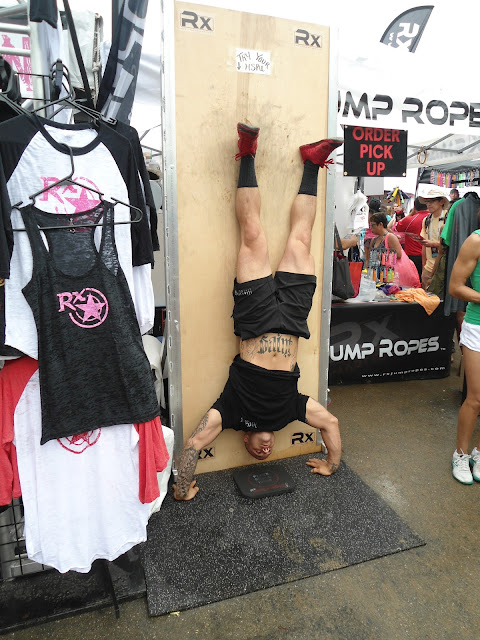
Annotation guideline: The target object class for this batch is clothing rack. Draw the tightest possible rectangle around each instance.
[0,1,46,109]
[452,177,480,186]
[0,5,128,624]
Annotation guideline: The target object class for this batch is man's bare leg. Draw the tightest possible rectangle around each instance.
[235,123,271,283]
[277,192,317,275]
[278,138,343,275]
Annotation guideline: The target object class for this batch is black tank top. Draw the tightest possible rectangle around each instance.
[20,202,159,444]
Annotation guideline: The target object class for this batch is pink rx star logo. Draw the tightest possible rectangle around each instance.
[57,287,109,328]
[38,175,102,214]
[57,429,101,453]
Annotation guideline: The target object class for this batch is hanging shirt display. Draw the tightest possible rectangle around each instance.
[0,114,155,357]
[0,6,168,580]
[0,109,166,573]
[113,119,160,253]
[20,203,159,443]
[0,358,169,572]
[13,368,151,573]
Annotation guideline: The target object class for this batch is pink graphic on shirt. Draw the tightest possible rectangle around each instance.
[38,176,102,214]
[57,288,109,328]
[1,34,33,92]
[57,429,101,454]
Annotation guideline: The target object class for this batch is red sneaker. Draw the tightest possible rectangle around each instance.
[299,137,343,167]
[235,122,260,160]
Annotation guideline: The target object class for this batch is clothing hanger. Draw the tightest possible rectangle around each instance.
[49,96,118,127]
[11,143,143,229]
[30,60,117,126]
[11,205,143,232]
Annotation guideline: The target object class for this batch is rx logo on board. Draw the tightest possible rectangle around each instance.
[198,447,215,460]
[180,10,214,32]
[291,432,315,445]
[294,29,322,48]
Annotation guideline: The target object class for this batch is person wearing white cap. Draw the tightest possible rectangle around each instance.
[418,188,450,290]
[448,231,480,484]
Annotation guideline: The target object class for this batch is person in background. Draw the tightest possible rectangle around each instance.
[364,212,402,269]
[369,198,382,214]
[394,197,429,279]
[364,199,394,251]
[449,188,460,205]
[369,198,395,229]
[339,234,360,251]
[448,230,480,484]
[418,189,449,290]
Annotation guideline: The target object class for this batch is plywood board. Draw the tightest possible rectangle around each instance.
[174,2,332,471]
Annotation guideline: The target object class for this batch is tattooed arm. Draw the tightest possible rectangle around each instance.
[303,398,342,477]
[172,409,223,501]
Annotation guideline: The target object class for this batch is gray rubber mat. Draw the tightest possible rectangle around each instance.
[143,454,425,615]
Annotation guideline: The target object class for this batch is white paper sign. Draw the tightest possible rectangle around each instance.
[235,49,271,75]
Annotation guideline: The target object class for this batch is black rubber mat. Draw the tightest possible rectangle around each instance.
[0,547,145,634]
[143,454,425,616]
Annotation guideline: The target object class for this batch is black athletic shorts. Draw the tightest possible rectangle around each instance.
[232,271,317,340]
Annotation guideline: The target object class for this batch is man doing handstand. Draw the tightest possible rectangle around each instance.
[173,123,343,500]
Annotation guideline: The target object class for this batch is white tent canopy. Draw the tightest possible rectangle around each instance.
[337,37,480,171]
[406,134,480,170]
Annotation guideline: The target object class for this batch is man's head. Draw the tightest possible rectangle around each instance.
[450,188,460,202]
[413,197,428,212]
[418,188,449,215]
[368,197,382,214]
[244,432,275,460]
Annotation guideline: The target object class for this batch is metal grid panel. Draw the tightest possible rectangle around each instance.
[0,500,52,582]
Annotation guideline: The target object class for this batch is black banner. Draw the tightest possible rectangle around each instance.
[329,301,455,385]
[380,6,434,53]
[96,0,149,124]
[344,125,407,178]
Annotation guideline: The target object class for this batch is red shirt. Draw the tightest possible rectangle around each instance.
[395,212,429,256]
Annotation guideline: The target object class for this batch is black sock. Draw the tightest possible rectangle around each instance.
[298,160,319,196]
[237,155,258,188]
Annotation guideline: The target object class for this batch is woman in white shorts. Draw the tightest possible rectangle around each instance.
[449,229,480,484]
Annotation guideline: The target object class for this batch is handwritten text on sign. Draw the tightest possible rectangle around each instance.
[235,49,271,75]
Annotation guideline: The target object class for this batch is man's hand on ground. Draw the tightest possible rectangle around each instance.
[306,458,339,476]
[172,480,199,501]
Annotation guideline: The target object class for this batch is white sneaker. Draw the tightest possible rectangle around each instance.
[470,448,480,482]
[452,450,473,485]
